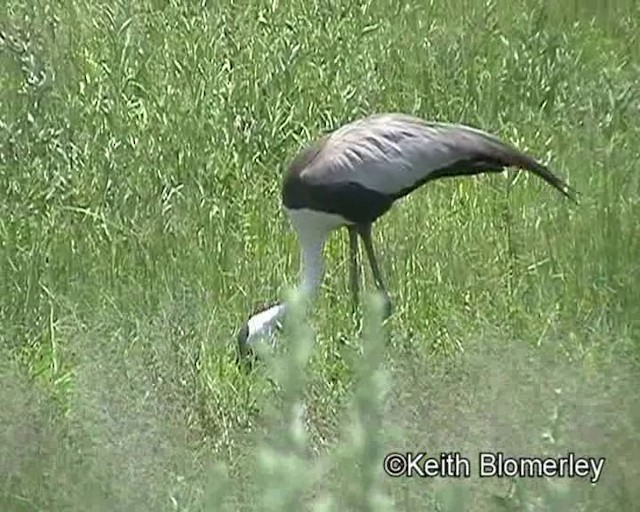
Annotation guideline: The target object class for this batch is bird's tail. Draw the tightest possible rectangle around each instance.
[506,151,579,203]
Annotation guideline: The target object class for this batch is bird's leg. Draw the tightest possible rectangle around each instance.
[357,223,393,319]
[348,225,360,313]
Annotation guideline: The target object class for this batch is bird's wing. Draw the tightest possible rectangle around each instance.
[301,114,576,201]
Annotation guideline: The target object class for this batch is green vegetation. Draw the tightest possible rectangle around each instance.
[1,0,639,509]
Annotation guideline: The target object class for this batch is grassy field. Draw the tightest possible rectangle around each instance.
[1,0,639,510]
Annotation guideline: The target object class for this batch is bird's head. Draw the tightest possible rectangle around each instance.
[236,301,286,362]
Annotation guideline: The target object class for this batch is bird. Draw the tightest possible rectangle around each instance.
[236,112,577,357]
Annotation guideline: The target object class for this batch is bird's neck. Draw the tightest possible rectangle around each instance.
[298,233,325,297]
[242,229,327,348]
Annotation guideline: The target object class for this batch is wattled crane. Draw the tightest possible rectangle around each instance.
[236,113,577,356]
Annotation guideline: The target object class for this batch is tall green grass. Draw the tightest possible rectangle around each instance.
[1,0,639,509]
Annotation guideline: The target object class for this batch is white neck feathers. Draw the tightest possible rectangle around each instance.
[242,208,343,349]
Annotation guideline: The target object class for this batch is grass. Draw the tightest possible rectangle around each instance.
[1,0,639,509]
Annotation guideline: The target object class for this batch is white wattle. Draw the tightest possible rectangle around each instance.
[245,303,287,346]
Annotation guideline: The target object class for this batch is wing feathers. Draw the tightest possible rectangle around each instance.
[288,113,577,204]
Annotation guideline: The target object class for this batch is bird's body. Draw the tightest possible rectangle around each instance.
[237,113,576,354]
